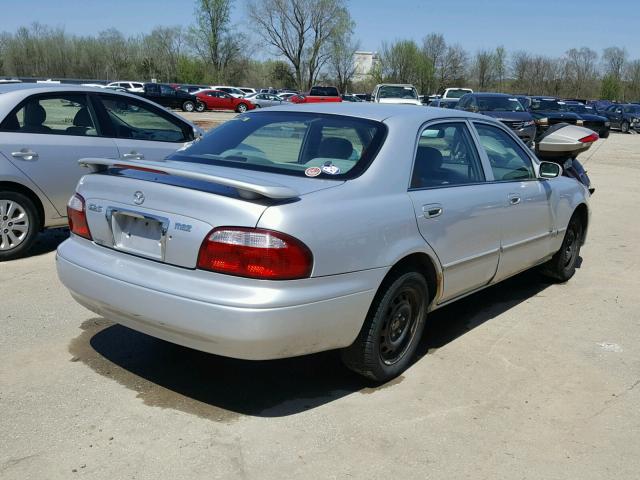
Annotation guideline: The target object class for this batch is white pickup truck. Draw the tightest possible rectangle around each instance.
[442,87,473,100]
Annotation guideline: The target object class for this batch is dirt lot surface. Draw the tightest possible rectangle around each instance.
[1,132,639,479]
[181,110,236,131]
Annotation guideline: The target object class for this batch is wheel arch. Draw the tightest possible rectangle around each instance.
[381,252,441,308]
[573,202,589,245]
[0,181,45,230]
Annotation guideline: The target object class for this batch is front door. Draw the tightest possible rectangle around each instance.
[94,94,192,162]
[0,93,119,215]
[407,121,503,302]
[472,121,555,280]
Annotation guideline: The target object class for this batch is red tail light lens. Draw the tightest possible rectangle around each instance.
[579,132,599,143]
[67,193,92,240]
[197,227,313,280]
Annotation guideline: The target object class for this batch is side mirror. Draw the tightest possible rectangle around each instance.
[468,105,479,113]
[539,161,562,179]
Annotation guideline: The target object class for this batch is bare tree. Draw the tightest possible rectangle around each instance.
[473,50,495,90]
[564,47,598,97]
[494,46,506,91]
[328,30,359,93]
[603,46,626,80]
[247,0,351,90]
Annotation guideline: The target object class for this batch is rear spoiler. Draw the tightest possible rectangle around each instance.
[78,158,300,200]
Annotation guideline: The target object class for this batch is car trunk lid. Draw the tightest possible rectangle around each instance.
[76,158,342,268]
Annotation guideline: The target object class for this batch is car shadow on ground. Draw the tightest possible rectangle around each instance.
[8,228,69,260]
[72,268,562,420]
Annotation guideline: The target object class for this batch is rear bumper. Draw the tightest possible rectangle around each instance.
[56,237,383,360]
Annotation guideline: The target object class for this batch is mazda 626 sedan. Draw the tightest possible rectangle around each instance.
[56,103,590,382]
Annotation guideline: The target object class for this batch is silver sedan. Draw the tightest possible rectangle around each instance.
[56,103,590,382]
[0,84,202,260]
[244,92,286,108]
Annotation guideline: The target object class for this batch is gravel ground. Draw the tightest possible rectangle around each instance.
[1,132,639,479]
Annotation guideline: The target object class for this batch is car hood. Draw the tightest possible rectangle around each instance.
[480,111,533,122]
[377,98,422,106]
[575,113,607,122]
[531,111,580,120]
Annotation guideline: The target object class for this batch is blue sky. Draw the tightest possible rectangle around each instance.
[1,0,637,58]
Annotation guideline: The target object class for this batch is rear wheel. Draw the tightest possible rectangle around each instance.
[341,269,428,382]
[540,215,583,282]
[0,191,40,261]
[621,121,630,133]
[195,101,206,112]
[182,100,195,112]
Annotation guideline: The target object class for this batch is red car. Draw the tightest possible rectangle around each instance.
[196,90,255,113]
[288,86,342,104]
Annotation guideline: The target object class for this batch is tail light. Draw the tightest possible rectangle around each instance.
[67,193,92,240]
[579,132,599,143]
[197,227,312,280]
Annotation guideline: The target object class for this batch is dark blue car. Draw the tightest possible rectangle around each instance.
[456,93,537,145]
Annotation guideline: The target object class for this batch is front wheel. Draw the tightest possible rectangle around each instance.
[621,121,630,133]
[182,100,195,112]
[0,191,40,261]
[236,103,248,113]
[341,270,429,382]
[540,215,583,282]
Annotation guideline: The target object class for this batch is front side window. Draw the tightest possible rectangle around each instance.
[0,94,97,136]
[411,123,485,189]
[98,95,189,143]
[168,111,387,179]
[160,85,175,96]
[474,123,535,181]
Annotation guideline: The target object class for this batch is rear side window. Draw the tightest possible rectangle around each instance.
[169,111,386,179]
[411,122,485,188]
[473,123,535,181]
[0,94,98,136]
[98,95,189,143]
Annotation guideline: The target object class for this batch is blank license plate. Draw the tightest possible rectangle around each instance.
[110,211,165,260]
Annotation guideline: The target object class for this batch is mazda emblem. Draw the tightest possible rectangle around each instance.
[133,191,145,205]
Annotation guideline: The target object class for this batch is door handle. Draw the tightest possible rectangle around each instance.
[122,152,144,160]
[508,194,521,205]
[422,203,443,218]
[11,149,39,161]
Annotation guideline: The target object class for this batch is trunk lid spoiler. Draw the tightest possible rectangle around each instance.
[79,158,301,200]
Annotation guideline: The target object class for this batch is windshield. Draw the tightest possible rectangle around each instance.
[565,104,591,114]
[169,112,387,179]
[446,89,471,99]
[476,96,525,112]
[530,98,567,112]
[623,105,640,114]
[378,85,418,100]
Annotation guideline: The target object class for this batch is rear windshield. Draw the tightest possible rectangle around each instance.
[168,112,387,179]
[309,86,339,96]
[378,85,418,100]
[476,96,525,112]
[445,89,471,99]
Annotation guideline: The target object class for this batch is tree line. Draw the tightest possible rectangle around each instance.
[0,0,638,101]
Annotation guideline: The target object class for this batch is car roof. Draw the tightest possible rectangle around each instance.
[262,102,484,122]
[469,92,514,97]
[0,83,107,94]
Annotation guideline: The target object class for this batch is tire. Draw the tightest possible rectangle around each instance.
[254,104,262,108]
[195,101,206,112]
[0,191,40,261]
[341,269,429,382]
[621,121,630,134]
[540,215,583,282]
[600,129,610,139]
[236,103,248,113]
[182,100,195,112]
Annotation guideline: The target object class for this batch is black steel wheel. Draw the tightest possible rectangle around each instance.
[540,215,583,282]
[341,269,429,382]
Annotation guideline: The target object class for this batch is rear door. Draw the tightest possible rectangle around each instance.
[471,121,555,280]
[407,121,502,302]
[93,93,193,162]
[0,92,119,215]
